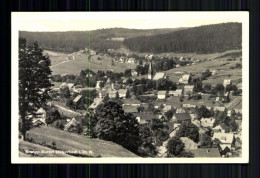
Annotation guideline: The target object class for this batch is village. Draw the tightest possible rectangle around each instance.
[27,47,243,158]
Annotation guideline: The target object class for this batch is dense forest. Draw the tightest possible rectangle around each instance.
[124,23,242,54]
[19,28,183,53]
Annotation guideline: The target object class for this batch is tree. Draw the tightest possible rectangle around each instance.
[215,84,225,94]
[115,91,119,100]
[19,38,52,140]
[176,122,200,143]
[193,80,203,92]
[196,105,212,119]
[93,101,141,153]
[165,110,174,121]
[166,137,185,157]
[46,109,61,125]
[138,125,157,156]
[199,133,212,148]
[60,85,70,99]
[202,69,212,80]
[203,84,212,93]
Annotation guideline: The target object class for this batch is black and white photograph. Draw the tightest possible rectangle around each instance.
[11,12,249,163]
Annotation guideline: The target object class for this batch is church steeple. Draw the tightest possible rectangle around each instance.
[148,60,153,80]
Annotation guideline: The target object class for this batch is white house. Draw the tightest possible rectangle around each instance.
[157,91,167,100]
[179,74,190,84]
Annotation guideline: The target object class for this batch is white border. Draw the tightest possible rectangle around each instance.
[11,12,249,164]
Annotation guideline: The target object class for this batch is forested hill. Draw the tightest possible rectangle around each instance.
[124,23,242,54]
[19,28,185,53]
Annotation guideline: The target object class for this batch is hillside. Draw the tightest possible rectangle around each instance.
[19,27,185,53]
[124,22,242,54]
[26,126,139,157]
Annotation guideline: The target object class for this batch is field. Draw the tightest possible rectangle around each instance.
[19,140,73,157]
[26,126,138,157]
[48,51,137,75]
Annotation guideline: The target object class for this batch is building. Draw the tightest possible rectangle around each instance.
[147,61,153,80]
[187,148,221,157]
[131,70,138,77]
[171,113,192,123]
[192,119,201,128]
[67,83,75,90]
[64,118,79,131]
[213,123,230,133]
[214,107,226,112]
[162,105,172,113]
[223,79,232,87]
[123,105,138,113]
[237,83,242,90]
[109,90,117,98]
[179,74,191,84]
[157,91,167,100]
[169,89,183,96]
[180,137,198,150]
[153,72,167,81]
[32,107,47,125]
[89,98,103,112]
[118,89,128,98]
[184,85,194,95]
[73,95,82,105]
[212,133,234,144]
[200,117,216,128]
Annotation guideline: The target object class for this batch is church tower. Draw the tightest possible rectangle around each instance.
[148,61,153,80]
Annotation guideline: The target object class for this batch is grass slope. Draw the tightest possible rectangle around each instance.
[19,140,73,157]
[26,126,138,157]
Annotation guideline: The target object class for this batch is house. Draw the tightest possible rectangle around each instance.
[73,95,82,105]
[171,113,192,123]
[95,81,102,89]
[127,58,135,63]
[131,70,138,77]
[199,127,210,135]
[223,79,232,87]
[213,123,230,133]
[64,118,79,131]
[200,117,216,128]
[123,105,138,113]
[67,83,75,90]
[118,89,128,98]
[191,119,201,128]
[157,91,167,100]
[32,107,46,124]
[184,85,194,95]
[176,108,186,114]
[133,113,154,125]
[109,90,117,98]
[180,137,198,150]
[212,133,234,144]
[122,98,141,106]
[98,90,108,98]
[162,105,172,113]
[179,74,191,84]
[153,72,167,81]
[237,83,242,90]
[59,82,68,89]
[89,98,103,112]
[234,109,242,114]
[169,89,183,96]
[214,107,226,112]
[187,148,221,157]
[182,104,196,109]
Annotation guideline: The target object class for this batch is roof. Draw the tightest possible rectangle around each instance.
[123,98,141,105]
[73,95,82,103]
[118,89,127,95]
[176,108,186,113]
[162,105,172,112]
[174,113,192,121]
[212,133,234,144]
[89,98,103,110]
[67,83,75,89]
[191,119,201,128]
[200,118,215,128]
[64,118,78,130]
[187,148,220,157]
[132,113,155,121]
[214,107,226,112]
[180,137,198,150]
[123,106,138,113]
[199,127,210,134]
[158,91,167,95]
[184,85,194,90]
[182,74,190,81]
[153,72,166,80]
[59,82,68,89]
[219,144,232,151]
[213,123,229,131]
[223,79,231,85]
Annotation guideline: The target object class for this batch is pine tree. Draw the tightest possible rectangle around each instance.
[19,38,52,140]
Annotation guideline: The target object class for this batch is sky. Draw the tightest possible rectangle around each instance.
[12,12,247,32]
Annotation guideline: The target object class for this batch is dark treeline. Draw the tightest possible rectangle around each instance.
[124,23,242,54]
[19,28,182,53]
